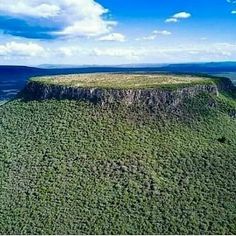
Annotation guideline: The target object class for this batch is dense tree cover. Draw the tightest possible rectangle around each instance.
[0,92,236,234]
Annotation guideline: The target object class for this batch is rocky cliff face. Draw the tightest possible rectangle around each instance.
[21,77,234,110]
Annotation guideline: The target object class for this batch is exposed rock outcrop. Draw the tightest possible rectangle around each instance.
[20,76,235,111]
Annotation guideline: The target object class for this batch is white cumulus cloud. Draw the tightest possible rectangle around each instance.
[136,30,171,41]
[91,48,146,60]
[98,33,126,42]
[0,1,60,18]
[165,18,178,23]
[0,41,46,57]
[173,12,191,19]
[153,30,172,35]
[56,18,116,38]
[166,11,191,23]
[0,0,117,38]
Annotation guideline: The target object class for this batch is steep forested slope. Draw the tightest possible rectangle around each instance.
[0,78,236,234]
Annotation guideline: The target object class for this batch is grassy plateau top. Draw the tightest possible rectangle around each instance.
[30,73,216,89]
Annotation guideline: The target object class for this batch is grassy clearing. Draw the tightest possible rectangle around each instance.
[0,90,235,234]
[30,73,216,89]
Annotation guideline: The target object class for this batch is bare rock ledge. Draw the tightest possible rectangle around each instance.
[21,74,234,110]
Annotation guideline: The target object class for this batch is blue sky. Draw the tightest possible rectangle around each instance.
[0,0,235,65]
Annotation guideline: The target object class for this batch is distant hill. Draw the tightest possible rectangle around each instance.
[38,63,168,69]
[163,62,236,72]
[38,62,236,71]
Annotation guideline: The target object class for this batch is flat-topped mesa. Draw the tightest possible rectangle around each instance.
[22,73,234,108]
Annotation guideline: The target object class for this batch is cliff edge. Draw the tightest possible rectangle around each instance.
[21,73,234,109]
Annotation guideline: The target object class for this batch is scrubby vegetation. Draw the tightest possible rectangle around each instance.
[0,100,7,106]
[31,73,217,89]
[0,84,236,234]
